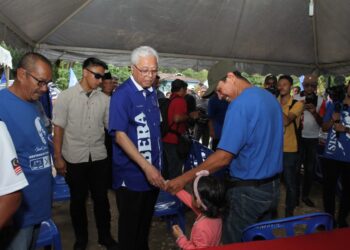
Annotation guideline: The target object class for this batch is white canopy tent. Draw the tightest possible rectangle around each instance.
[0,0,349,75]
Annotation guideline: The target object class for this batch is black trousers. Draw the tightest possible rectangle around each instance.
[297,138,318,199]
[65,158,111,244]
[116,187,159,250]
[322,158,350,226]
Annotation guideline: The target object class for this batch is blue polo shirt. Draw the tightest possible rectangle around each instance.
[0,89,52,228]
[207,94,229,139]
[323,102,350,163]
[218,87,283,180]
[109,77,162,191]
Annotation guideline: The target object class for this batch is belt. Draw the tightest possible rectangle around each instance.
[226,174,280,188]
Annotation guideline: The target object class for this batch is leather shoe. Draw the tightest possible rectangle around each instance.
[98,237,119,250]
[302,197,315,207]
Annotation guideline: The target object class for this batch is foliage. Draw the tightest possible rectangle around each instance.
[0,41,26,77]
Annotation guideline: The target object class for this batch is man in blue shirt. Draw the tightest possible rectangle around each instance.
[0,52,53,250]
[109,46,165,250]
[167,61,283,243]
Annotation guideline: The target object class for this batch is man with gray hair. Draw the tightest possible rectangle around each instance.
[109,46,165,250]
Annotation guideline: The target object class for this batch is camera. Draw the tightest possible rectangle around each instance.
[304,92,318,106]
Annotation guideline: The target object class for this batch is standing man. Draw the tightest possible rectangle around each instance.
[162,79,189,179]
[0,52,53,250]
[277,75,304,217]
[109,46,165,250]
[294,74,326,207]
[53,58,117,250]
[167,61,283,243]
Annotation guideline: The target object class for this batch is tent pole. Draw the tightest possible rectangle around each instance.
[311,0,320,68]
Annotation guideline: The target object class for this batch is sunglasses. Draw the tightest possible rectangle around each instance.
[26,71,52,87]
[85,68,104,79]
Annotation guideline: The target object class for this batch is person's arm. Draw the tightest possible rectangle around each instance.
[166,149,233,194]
[115,131,165,189]
[53,125,67,176]
[305,103,323,126]
[208,119,215,139]
[176,189,201,215]
[174,225,212,249]
[0,191,22,229]
[283,101,303,126]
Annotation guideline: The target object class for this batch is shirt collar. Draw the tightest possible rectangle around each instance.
[76,82,97,96]
[130,75,154,93]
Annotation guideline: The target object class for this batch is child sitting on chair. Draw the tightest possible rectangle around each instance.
[172,170,226,249]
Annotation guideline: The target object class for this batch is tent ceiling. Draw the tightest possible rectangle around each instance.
[0,0,350,75]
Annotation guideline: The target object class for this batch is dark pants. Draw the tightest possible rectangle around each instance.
[194,123,210,147]
[283,152,299,216]
[222,179,280,243]
[297,138,318,199]
[322,158,350,226]
[65,158,111,245]
[162,143,184,180]
[116,187,159,250]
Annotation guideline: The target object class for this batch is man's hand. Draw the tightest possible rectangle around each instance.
[144,165,166,190]
[332,112,341,122]
[305,103,316,114]
[165,176,187,194]
[334,123,347,132]
[54,156,67,176]
[172,225,184,239]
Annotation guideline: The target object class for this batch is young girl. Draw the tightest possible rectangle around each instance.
[172,170,226,249]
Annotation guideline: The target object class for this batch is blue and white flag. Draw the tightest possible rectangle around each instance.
[1,71,6,83]
[299,75,304,91]
[68,68,78,88]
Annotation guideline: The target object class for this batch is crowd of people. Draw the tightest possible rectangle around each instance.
[0,46,349,250]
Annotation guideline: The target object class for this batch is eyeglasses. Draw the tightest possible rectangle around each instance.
[303,83,317,88]
[26,71,52,87]
[133,65,158,76]
[85,68,104,79]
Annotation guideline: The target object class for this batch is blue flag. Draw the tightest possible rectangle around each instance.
[68,68,78,88]
[299,75,304,91]
[1,71,6,83]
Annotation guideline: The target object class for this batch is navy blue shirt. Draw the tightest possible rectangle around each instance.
[109,77,162,191]
[218,87,283,180]
[0,89,52,227]
[323,102,350,163]
[207,94,229,139]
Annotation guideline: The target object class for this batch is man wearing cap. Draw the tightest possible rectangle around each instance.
[294,74,326,208]
[166,61,283,243]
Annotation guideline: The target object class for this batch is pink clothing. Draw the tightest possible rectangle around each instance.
[176,190,222,249]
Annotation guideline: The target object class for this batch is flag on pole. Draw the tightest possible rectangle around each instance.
[68,68,78,88]
[299,75,304,91]
[1,71,6,84]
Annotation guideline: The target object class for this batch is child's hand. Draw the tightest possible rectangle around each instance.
[172,224,184,238]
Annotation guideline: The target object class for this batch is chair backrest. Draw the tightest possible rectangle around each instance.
[35,219,62,250]
[242,212,333,242]
[52,175,70,201]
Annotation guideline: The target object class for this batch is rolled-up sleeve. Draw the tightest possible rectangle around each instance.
[52,92,68,128]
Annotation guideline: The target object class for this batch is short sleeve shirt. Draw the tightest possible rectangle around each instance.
[279,97,304,152]
[52,83,110,163]
[109,77,162,191]
[0,89,52,228]
[218,87,283,180]
[323,102,350,163]
[0,121,28,196]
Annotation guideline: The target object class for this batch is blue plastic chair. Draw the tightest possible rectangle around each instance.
[154,190,186,233]
[35,219,62,250]
[242,212,333,242]
[52,175,70,201]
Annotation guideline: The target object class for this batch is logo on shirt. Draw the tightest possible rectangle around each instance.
[135,112,152,163]
[34,117,47,145]
[11,158,23,175]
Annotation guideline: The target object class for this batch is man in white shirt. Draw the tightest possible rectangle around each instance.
[294,74,326,207]
[0,120,28,229]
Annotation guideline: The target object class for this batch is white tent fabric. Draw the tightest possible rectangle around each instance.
[0,0,349,75]
[0,45,12,68]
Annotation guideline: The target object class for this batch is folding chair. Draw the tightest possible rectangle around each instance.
[52,175,70,201]
[242,212,333,242]
[154,190,186,233]
[35,219,62,250]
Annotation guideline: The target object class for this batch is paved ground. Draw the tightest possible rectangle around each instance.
[51,181,347,250]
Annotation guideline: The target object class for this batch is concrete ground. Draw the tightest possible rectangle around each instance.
[50,181,347,250]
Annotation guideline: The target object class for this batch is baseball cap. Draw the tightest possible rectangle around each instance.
[203,60,236,98]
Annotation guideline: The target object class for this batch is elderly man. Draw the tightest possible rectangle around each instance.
[167,61,283,243]
[109,46,165,250]
[0,52,53,250]
[53,58,117,250]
